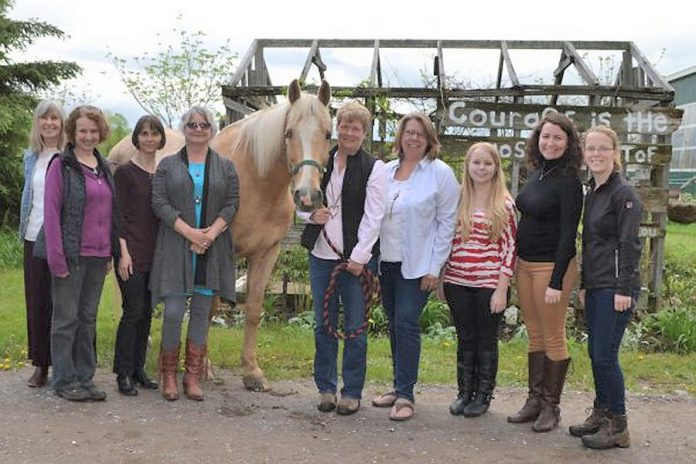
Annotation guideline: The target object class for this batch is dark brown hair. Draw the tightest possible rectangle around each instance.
[525,112,581,177]
[132,115,166,149]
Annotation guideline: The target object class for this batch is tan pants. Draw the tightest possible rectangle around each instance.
[516,258,577,361]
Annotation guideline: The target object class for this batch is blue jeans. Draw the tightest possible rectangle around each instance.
[50,256,108,392]
[585,288,636,415]
[379,261,430,403]
[309,254,376,399]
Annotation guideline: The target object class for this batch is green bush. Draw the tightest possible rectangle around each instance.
[0,227,22,269]
[645,307,696,354]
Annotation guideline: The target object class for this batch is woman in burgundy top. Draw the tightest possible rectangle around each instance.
[113,115,166,396]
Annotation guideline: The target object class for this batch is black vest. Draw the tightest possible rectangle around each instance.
[300,147,379,259]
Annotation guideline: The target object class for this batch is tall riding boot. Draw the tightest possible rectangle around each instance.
[450,351,476,415]
[507,351,546,423]
[532,356,570,433]
[158,344,180,401]
[464,351,498,417]
[183,340,206,401]
[582,411,630,449]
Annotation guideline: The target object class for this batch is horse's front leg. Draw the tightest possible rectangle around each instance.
[242,244,282,392]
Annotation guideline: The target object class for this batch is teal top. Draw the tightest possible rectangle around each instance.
[189,162,214,296]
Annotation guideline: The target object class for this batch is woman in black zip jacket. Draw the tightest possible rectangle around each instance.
[570,125,642,450]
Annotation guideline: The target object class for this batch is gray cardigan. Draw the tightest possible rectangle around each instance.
[149,147,239,307]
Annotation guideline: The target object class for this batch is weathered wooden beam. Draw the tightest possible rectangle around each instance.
[435,136,672,165]
[553,52,572,79]
[254,38,631,51]
[370,40,380,87]
[500,40,520,87]
[438,100,682,135]
[300,39,319,83]
[228,39,258,86]
[629,42,673,91]
[436,41,446,82]
[222,84,673,101]
[564,41,600,86]
[222,97,256,115]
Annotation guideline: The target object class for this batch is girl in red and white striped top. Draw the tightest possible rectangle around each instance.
[442,142,517,418]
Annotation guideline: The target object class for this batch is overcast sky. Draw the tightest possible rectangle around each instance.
[10,0,696,126]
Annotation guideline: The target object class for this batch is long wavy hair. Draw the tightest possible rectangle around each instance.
[457,142,512,242]
[525,112,581,177]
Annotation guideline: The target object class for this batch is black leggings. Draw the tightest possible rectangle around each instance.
[444,283,503,355]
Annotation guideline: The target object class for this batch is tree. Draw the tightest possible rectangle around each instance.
[0,0,80,226]
[109,25,237,128]
[98,111,130,155]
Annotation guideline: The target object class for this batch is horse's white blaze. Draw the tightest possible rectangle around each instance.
[296,118,322,191]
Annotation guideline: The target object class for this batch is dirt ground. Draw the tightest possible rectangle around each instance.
[1,366,694,464]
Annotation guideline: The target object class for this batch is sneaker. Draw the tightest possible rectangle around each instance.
[317,393,336,412]
[56,387,91,402]
[84,384,107,401]
[336,397,361,415]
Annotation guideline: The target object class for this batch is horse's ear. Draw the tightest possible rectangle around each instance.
[288,79,301,104]
[318,80,331,106]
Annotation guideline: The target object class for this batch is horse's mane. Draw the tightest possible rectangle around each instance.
[231,94,328,177]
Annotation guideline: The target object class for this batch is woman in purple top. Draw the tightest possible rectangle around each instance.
[112,115,166,396]
[41,106,119,402]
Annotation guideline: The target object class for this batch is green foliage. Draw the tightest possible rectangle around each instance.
[644,308,696,354]
[97,111,130,155]
[0,0,80,227]
[0,227,22,268]
[108,22,237,127]
[420,296,452,331]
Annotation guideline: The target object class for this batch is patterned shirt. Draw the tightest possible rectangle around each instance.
[443,200,517,289]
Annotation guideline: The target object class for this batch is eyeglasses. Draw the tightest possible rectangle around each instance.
[584,146,613,154]
[404,129,426,139]
[389,191,400,220]
[186,122,211,130]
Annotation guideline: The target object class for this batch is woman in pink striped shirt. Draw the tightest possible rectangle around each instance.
[442,142,517,417]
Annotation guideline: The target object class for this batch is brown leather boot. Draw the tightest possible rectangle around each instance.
[507,351,545,423]
[569,404,606,437]
[532,357,570,433]
[582,411,630,449]
[158,344,180,401]
[183,340,206,401]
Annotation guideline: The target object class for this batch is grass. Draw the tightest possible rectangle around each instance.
[2,268,695,395]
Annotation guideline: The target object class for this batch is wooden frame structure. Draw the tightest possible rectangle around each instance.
[222,39,683,310]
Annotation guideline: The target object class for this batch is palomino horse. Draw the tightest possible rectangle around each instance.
[108,79,332,391]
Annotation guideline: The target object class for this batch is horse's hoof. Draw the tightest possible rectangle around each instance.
[243,375,271,392]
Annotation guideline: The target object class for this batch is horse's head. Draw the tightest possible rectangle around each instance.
[285,79,332,212]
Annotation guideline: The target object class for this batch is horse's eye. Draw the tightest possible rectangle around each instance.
[325,131,331,140]
[285,129,292,139]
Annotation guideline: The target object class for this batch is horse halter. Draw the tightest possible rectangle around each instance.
[288,159,326,177]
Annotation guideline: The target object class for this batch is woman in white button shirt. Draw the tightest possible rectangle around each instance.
[372,112,459,421]
[19,99,66,388]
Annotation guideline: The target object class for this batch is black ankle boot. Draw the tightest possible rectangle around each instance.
[133,368,158,389]
[463,351,497,418]
[450,351,476,415]
[117,375,138,396]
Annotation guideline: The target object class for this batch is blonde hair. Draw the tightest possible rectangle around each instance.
[29,99,66,153]
[582,125,622,171]
[457,142,512,242]
[392,112,441,160]
[336,101,372,133]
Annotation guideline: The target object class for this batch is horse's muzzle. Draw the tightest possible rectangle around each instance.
[293,188,324,213]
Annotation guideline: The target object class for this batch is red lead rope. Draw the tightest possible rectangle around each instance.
[321,228,381,340]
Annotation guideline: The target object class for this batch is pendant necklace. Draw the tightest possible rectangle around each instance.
[327,179,342,219]
[539,163,559,182]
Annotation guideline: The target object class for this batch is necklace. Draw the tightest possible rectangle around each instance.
[539,164,559,182]
[327,178,342,219]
